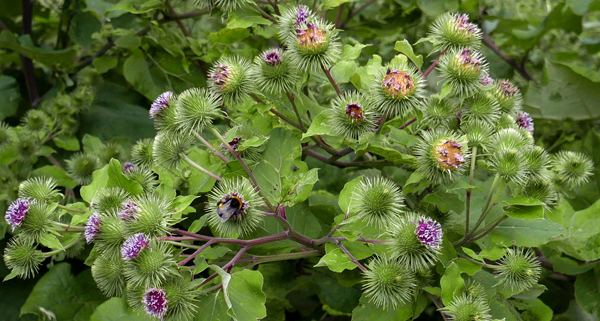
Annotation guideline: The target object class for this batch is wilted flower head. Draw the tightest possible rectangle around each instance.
[122,233,150,260]
[119,201,140,221]
[149,92,174,118]
[296,23,326,49]
[516,111,534,135]
[457,49,482,70]
[143,288,168,319]
[123,162,136,173]
[209,64,231,88]
[435,140,466,169]
[382,69,415,99]
[263,50,282,66]
[5,198,34,232]
[414,216,443,248]
[220,137,243,152]
[480,74,493,85]
[296,5,311,25]
[85,212,101,243]
[345,102,365,121]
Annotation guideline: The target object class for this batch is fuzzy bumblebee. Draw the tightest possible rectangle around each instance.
[216,193,248,223]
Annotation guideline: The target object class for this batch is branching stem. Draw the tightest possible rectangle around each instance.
[181,153,222,181]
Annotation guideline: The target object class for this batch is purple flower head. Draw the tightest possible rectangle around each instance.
[209,64,231,88]
[480,75,494,86]
[295,5,311,26]
[457,49,482,70]
[119,201,140,221]
[498,80,518,97]
[434,140,466,170]
[123,162,136,173]
[452,13,479,35]
[264,50,282,66]
[345,102,365,121]
[414,216,443,248]
[382,69,415,98]
[143,288,168,319]
[516,111,534,135]
[121,233,150,260]
[5,198,34,232]
[149,92,174,118]
[85,212,101,243]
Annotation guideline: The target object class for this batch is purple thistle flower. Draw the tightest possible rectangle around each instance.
[149,92,174,118]
[452,13,479,35]
[457,49,482,70]
[121,233,150,260]
[85,212,101,243]
[264,50,282,66]
[209,64,231,88]
[516,111,534,135]
[5,198,33,232]
[345,102,365,121]
[123,162,136,173]
[143,288,168,319]
[498,80,518,97]
[119,201,140,221]
[295,5,311,26]
[414,216,443,248]
[480,75,494,86]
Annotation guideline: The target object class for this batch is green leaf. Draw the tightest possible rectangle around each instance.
[456,258,482,276]
[575,268,600,314]
[194,292,230,321]
[445,179,484,193]
[504,205,545,220]
[188,216,207,234]
[339,44,370,61]
[440,262,465,306]
[90,297,152,320]
[416,0,458,16]
[106,159,144,196]
[387,127,420,148]
[21,263,107,320]
[513,284,548,300]
[0,31,77,67]
[192,257,208,275]
[548,198,600,261]
[0,76,21,120]
[123,50,162,100]
[224,269,267,320]
[312,271,362,313]
[338,176,363,213]
[53,136,80,151]
[69,12,102,48]
[423,191,464,214]
[208,28,250,45]
[512,298,553,321]
[31,165,78,189]
[115,33,141,50]
[315,242,373,273]
[322,0,357,10]
[330,60,357,84]
[394,40,423,69]
[40,234,65,250]
[202,246,231,260]
[301,111,334,140]
[107,0,163,14]
[351,293,412,321]
[489,218,566,247]
[502,196,546,206]
[227,11,272,29]
[93,56,119,74]
[525,59,600,120]
[440,82,453,99]
[80,163,109,203]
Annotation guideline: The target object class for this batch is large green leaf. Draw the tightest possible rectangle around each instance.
[352,293,412,321]
[195,292,230,321]
[223,269,267,321]
[0,31,77,67]
[549,198,600,261]
[90,297,152,320]
[574,267,600,314]
[0,76,20,120]
[525,59,600,120]
[21,263,107,321]
[488,218,566,247]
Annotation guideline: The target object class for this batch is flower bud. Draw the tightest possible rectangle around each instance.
[495,247,541,294]
[371,61,425,118]
[92,187,130,214]
[438,48,488,97]
[21,109,52,137]
[128,275,200,320]
[351,177,404,228]
[150,91,180,132]
[91,252,126,296]
[176,88,224,133]
[153,131,195,171]
[126,194,176,238]
[414,129,469,185]
[489,128,530,153]
[0,122,15,151]
[97,141,125,164]
[329,91,376,140]
[208,56,253,106]
[124,166,158,192]
[522,146,551,183]
[387,212,443,271]
[440,291,492,321]
[422,96,456,129]
[3,236,45,279]
[132,138,155,169]
[459,120,493,148]
[286,20,341,71]
[15,135,40,164]
[523,179,558,211]
[490,149,526,185]
[551,151,593,188]
[96,212,127,258]
[363,255,416,310]
[66,152,101,185]
[19,177,62,203]
[206,177,265,237]
[428,13,482,52]
[492,80,522,115]
[251,48,300,95]
[9,200,53,242]
[461,92,500,126]
[123,240,177,288]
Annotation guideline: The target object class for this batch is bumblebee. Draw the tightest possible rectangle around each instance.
[216,194,244,222]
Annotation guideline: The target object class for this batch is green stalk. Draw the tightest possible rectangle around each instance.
[465,146,477,235]
[57,204,86,213]
[44,236,85,257]
[180,153,222,181]
[471,174,504,235]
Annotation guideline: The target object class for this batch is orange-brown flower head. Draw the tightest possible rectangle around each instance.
[434,140,466,170]
[296,23,326,50]
[382,69,415,99]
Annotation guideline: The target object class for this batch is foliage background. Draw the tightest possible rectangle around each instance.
[0,0,599,320]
